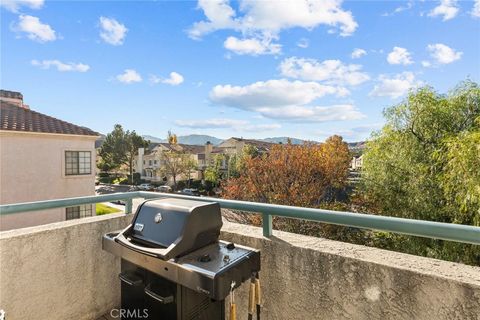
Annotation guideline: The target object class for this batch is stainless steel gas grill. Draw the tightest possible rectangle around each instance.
[102,198,261,320]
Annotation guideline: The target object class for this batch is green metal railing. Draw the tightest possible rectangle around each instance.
[1,191,479,245]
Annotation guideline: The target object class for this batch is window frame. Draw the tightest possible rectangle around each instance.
[65,205,93,220]
[65,150,92,176]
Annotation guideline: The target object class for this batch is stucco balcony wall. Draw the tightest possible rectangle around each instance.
[0,212,479,320]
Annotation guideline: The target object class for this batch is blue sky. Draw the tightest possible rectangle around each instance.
[1,0,479,141]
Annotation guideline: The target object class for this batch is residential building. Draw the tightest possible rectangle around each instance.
[0,90,99,231]
[134,138,274,185]
[351,155,363,170]
[217,137,274,154]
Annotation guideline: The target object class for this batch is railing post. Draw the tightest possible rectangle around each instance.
[125,199,133,214]
[262,213,272,237]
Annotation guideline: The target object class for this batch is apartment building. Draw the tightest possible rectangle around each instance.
[0,90,99,231]
[135,138,274,184]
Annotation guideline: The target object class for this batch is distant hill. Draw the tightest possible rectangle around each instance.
[142,135,165,143]
[95,134,106,149]
[261,137,306,144]
[142,134,223,146]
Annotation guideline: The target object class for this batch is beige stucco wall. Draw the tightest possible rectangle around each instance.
[221,220,480,320]
[0,131,97,231]
[0,210,479,320]
[0,213,131,320]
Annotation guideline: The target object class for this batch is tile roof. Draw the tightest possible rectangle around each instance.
[231,137,276,151]
[0,90,23,100]
[1,101,99,136]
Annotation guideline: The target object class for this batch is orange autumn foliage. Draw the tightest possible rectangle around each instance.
[223,135,351,208]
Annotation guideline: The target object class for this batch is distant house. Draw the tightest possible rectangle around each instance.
[351,155,363,170]
[0,90,99,231]
[135,138,275,185]
[217,137,275,154]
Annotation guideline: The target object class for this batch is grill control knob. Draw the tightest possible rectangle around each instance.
[226,243,235,250]
[198,254,211,263]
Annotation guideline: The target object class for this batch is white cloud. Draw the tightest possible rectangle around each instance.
[427,43,462,64]
[209,79,365,122]
[150,72,184,85]
[163,72,184,85]
[297,38,309,49]
[279,57,369,86]
[224,36,281,55]
[381,0,413,17]
[31,59,90,72]
[188,0,358,55]
[428,0,459,21]
[99,17,127,45]
[175,118,280,131]
[255,104,365,122]
[351,48,367,59]
[1,0,44,12]
[421,60,432,68]
[370,72,421,99]
[473,0,480,17]
[210,79,347,110]
[116,69,142,84]
[387,47,413,65]
[13,15,56,42]
[189,0,358,38]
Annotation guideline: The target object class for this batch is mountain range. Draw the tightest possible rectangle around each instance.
[141,134,308,146]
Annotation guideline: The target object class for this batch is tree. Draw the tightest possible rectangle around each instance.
[359,80,480,265]
[160,132,197,189]
[204,154,225,186]
[223,138,351,234]
[99,124,149,184]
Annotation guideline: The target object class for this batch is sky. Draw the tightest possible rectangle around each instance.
[1,0,479,142]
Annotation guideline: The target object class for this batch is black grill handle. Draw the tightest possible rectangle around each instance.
[144,284,174,304]
[114,227,170,259]
[119,272,143,286]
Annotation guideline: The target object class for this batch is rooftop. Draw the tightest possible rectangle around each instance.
[0,89,23,100]
[0,101,99,136]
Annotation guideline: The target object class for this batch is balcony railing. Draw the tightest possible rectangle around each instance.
[1,191,479,245]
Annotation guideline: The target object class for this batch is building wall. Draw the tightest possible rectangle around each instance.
[0,131,97,230]
[221,219,480,320]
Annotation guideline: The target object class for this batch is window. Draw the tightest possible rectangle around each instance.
[154,160,158,165]
[65,151,91,175]
[149,160,152,166]
[66,205,93,220]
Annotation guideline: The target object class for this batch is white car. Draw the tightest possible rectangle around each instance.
[137,183,153,191]
[155,185,172,193]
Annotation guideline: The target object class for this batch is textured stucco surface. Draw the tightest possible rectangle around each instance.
[0,131,97,231]
[0,213,130,320]
[1,211,479,320]
[220,219,480,320]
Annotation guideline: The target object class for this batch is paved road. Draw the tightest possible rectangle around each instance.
[95,184,134,195]
[95,184,144,213]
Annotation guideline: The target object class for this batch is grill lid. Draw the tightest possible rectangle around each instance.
[115,198,222,260]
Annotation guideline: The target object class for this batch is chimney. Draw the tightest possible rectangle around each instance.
[205,141,213,162]
[0,90,28,109]
[137,148,145,175]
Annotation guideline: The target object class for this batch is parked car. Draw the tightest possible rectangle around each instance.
[137,183,154,191]
[155,185,172,193]
[177,188,200,196]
